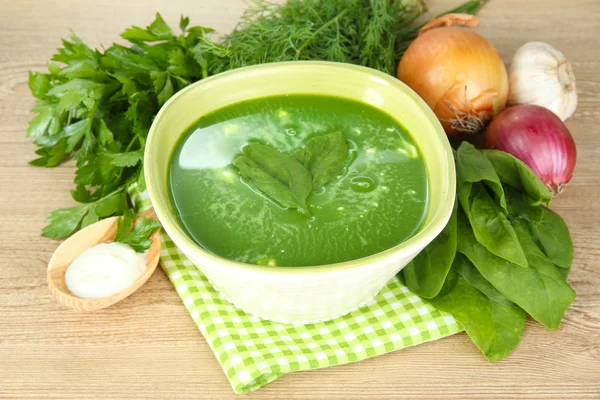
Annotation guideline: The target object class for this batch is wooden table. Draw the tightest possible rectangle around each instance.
[1,0,599,398]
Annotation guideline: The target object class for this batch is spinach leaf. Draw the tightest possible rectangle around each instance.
[483,150,552,206]
[524,208,574,271]
[455,254,516,309]
[427,254,526,362]
[512,220,567,279]
[457,211,576,330]
[505,186,543,222]
[505,187,573,270]
[233,143,312,216]
[456,142,506,212]
[402,199,458,298]
[467,183,528,268]
[295,131,349,191]
[455,143,527,266]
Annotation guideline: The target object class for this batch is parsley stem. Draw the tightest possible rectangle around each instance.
[87,103,99,131]
[83,184,127,213]
[125,133,141,152]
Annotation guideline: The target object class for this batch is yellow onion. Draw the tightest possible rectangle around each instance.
[397,14,509,137]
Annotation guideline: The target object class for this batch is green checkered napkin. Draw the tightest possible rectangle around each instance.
[131,187,462,393]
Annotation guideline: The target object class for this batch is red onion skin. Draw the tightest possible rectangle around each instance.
[484,105,576,195]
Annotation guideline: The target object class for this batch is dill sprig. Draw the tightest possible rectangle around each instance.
[205,0,427,75]
[205,0,486,76]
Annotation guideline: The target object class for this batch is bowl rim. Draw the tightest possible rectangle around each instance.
[145,60,456,275]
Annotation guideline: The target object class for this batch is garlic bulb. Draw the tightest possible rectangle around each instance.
[508,42,577,121]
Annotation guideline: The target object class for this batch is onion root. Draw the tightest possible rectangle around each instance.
[444,101,486,135]
[440,86,497,135]
[549,183,567,196]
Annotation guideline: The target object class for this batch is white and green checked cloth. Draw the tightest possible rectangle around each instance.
[131,187,462,393]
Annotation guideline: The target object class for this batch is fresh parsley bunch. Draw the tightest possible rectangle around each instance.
[28,14,213,239]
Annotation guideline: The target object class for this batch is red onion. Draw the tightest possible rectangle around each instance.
[484,104,576,195]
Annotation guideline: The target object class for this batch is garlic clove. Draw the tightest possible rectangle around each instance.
[508,41,577,121]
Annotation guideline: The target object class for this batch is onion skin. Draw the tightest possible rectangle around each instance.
[398,26,509,137]
[484,105,576,195]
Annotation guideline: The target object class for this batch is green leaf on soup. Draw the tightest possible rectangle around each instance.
[456,211,575,330]
[233,143,312,216]
[483,150,552,206]
[427,254,526,362]
[295,131,349,191]
[402,198,457,298]
[467,183,528,268]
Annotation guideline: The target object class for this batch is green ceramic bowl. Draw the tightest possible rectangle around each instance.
[145,61,455,323]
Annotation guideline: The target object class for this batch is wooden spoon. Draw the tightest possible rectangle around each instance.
[47,208,161,312]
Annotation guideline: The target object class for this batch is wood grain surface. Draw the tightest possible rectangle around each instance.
[1,0,599,399]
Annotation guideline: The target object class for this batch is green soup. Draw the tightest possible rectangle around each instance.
[169,94,428,267]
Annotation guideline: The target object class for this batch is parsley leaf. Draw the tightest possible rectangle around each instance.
[179,16,190,32]
[121,13,175,42]
[42,205,90,238]
[150,71,175,106]
[41,189,128,239]
[28,72,51,99]
[105,150,143,168]
[113,209,161,252]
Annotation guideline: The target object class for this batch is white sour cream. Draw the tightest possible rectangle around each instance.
[65,242,146,299]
